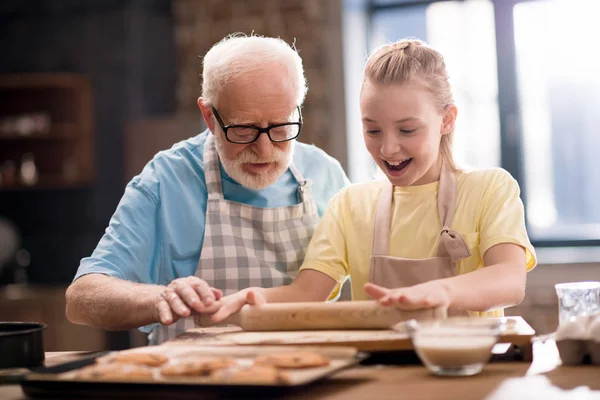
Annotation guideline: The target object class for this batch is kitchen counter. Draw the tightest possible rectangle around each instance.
[1,341,598,399]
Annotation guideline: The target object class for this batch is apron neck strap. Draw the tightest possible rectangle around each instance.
[204,134,225,200]
[288,162,304,184]
[436,161,471,262]
[288,163,312,203]
[437,160,457,229]
[371,180,393,256]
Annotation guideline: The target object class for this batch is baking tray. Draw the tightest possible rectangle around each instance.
[21,346,366,398]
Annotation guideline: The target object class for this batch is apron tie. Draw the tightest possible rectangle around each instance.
[438,226,472,263]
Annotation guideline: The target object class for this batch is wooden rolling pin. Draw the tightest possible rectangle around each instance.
[194,301,447,331]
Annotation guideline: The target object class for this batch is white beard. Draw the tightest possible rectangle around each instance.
[214,133,295,190]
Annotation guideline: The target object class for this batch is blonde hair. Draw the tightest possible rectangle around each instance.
[202,33,307,107]
[363,38,457,171]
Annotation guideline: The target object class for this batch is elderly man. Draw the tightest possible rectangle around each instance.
[65,34,349,345]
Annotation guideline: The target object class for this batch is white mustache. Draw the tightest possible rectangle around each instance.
[235,147,285,165]
[214,132,295,189]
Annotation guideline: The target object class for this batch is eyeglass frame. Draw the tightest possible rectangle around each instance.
[211,106,303,144]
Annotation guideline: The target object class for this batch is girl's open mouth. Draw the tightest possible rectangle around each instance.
[384,158,412,172]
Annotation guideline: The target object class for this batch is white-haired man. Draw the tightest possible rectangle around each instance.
[65,35,350,345]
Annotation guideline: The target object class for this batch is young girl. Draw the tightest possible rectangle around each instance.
[209,38,537,321]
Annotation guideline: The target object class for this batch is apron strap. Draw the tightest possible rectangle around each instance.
[289,163,313,203]
[371,181,393,256]
[436,161,471,262]
[204,134,225,201]
[437,161,457,229]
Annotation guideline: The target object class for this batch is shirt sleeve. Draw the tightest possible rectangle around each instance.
[74,178,161,284]
[299,191,350,284]
[478,169,537,271]
[311,148,351,217]
[330,160,352,193]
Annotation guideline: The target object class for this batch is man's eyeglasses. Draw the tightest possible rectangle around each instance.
[211,106,302,144]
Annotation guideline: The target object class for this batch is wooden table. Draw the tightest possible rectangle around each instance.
[1,341,598,399]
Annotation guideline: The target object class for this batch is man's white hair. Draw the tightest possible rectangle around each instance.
[201,34,307,107]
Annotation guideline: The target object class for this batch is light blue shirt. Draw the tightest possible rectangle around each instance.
[75,130,350,331]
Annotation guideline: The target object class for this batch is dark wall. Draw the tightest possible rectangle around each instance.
[0,0,177,283]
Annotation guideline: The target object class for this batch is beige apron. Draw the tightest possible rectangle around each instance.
[369,162,471,317]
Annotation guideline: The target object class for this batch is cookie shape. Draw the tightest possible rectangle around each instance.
[160,357,236,377]
[71,363,154,381]
[254,351,330,369]
[97,352,169,367]
[211,366,289,385]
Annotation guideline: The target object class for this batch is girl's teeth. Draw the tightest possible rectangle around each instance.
[385,158,412,171]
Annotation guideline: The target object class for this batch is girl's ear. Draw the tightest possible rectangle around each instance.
[441,104,458,135]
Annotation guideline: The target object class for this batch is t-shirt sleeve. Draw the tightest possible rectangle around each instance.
[478,170,537,271]
[299,191,350,284]
[74,177,161,284]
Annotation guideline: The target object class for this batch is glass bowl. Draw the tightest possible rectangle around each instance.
[405,317,506,377]
[555,281,600,325]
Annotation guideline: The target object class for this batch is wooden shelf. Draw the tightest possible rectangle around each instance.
[0,73,90,89]
[0,123,79,141]
[0,175,91,191]
[0,73,94,192]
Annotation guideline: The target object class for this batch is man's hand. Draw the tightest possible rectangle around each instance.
[209,288,266,323]
[364,281,451,310]
[154,277,223,325]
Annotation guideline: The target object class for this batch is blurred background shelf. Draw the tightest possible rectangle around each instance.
[0,123,80,141]
[0,176,91,192]
[0,73,95,191]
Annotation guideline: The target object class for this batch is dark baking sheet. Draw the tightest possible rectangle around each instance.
[21,349,367,399]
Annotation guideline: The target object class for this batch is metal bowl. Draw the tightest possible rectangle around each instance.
[0,322,46,368]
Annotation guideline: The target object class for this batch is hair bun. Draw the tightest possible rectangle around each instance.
[393,41,411,50]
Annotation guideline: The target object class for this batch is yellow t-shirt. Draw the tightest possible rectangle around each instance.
[300,167,537,317]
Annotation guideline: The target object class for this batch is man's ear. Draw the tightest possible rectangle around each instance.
[441,104,457,136]
[198,97,215,133]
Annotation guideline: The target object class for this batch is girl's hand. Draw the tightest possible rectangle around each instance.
[209,288,267,322]
[364,281,451,309]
